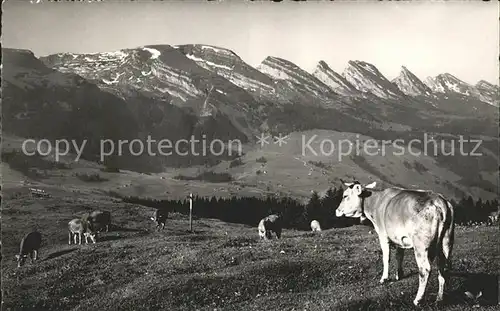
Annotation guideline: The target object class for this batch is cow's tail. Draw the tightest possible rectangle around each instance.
[434,197,455,271]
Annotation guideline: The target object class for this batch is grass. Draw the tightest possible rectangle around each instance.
[2,189,499,311]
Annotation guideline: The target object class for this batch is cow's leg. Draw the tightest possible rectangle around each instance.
[33,249,38,261]
[275,228,282,239]
[78,233,82,245]
[436,249,446,305]
[106,225,109,233]
[68,232,72,245]
[378,236,390,284]
[442,223,454,271]
[395,248,404,281]
[436,224,454,304]
[413,247,432,306]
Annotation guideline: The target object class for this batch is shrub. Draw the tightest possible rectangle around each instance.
[413,161,428,174]
[229,158,244,168]
[75,172,108,182]
[308,160,328,169]
[256,156,267,163]
[101,166,120,173]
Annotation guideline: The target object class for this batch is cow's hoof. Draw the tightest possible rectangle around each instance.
[413,299,421,307]
[379,278,389,284]
[435,298,444,307]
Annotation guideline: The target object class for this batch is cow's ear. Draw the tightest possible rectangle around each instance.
[364,182,376,189]
[353,184,362,195]
[344,182,354,187]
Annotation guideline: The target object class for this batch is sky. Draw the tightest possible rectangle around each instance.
[3,0,499,85]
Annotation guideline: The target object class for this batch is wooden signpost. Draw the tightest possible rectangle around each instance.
[188,193,193,232]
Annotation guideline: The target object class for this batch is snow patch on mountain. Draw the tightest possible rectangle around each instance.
[475,80,500,107]
[102,72,124,85]
[175,45,276,99]
[200,45,236,57]
[142,47,161,59]
[185,53,234,70]
[216,88,227,95]
[425,73,499,106]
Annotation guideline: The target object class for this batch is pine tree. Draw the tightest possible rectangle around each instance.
[305,191,322,225]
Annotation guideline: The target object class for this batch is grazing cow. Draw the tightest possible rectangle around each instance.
[335,181,455,306]
[310,220,322,232]
[68,218,96,245]
[151,209,168,230]
[258,214,283,240]
[16,231,42,268]
[487,211,499,226]
[83,210,112,232]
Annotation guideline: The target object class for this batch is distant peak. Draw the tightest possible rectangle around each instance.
[343,59,403,99]
[398,66,418,78]
[348,60,372,66]
[2,47,35,56]
[176,44,241,59]
[392,65,432,96]
[317,60,329,68]
[260,56,299,69]
[476,80,496,88]
[263,56,287,62]
[438,72,459,80]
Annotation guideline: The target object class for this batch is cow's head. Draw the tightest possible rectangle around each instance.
[15,254,28,267]
[336,181,376,218]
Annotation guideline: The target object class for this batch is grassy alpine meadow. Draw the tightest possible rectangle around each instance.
[1,189,499,311]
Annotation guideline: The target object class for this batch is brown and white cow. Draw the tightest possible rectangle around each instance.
[16,231,42,268]
[487,211,499,226]
[68,218,96,245]
[83,210,112,233]
[151,209,168,231]
[258,214,283,240]
[310,220,322,232]
[335,181,455,306]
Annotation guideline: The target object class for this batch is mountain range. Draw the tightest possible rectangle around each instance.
[2,44,499,200]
